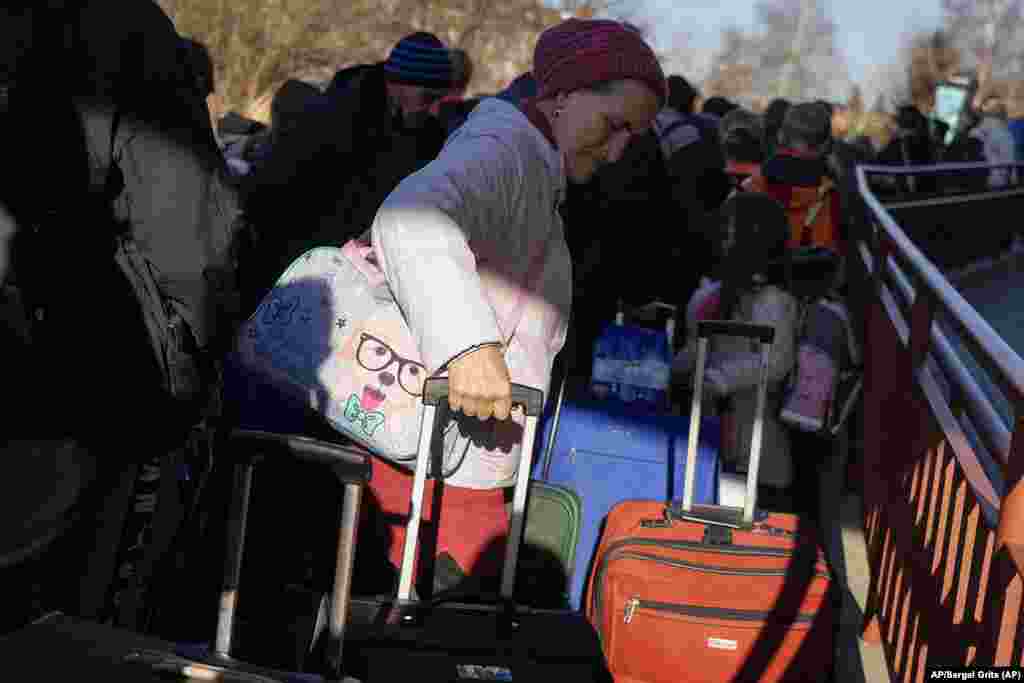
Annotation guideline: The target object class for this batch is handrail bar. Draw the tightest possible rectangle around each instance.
[881,249,1012,470]
[855,164,1024,406]
[858,161,1024,174]
[854,160,1024,674]
[880,188,1024,210]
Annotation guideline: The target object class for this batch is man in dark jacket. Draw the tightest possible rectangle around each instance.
[6,0,238,386]
[2,0,242,632]
[745,102,844,254]
[242,33,453,304]
[658,77,731,213]
[876,105,939,195]
[566,74,724,370]
[652,76,731,309]
[65,1,224,164]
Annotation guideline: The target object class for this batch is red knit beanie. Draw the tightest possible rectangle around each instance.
[533,19,667,105]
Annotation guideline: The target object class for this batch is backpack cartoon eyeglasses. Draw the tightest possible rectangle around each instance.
[356,332,427,398]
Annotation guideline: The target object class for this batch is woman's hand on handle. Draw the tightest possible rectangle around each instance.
[447,345,513,421]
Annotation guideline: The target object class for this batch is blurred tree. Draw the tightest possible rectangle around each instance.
[704,26,754,101]
[159,0,561,121]
[942,0,1023,82]
[755,0,849,101]
[704,0,849,105]
[907,29,961,112]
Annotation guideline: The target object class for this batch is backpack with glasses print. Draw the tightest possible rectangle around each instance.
[236,240,544,476]
[236,242,426,466]
[236,242,527,479]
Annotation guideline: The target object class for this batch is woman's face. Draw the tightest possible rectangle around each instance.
[386,81,446,119]
[553,79,661,184]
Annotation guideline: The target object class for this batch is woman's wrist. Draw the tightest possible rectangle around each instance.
[443,341,504,372]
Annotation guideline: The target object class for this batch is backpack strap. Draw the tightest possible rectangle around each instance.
[103,108,125,207]
[657,118,692,143]
[800,183,832,246]
[653,114,702,164]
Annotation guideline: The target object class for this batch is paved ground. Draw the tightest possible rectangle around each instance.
[820,433,890,682]
[828,494,890,682]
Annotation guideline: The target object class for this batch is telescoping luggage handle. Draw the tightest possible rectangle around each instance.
[398,379,544,604]
[677,321,775,530]
[212,431,372,680]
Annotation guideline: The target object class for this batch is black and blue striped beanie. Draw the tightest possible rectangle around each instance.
[382,32,453,89]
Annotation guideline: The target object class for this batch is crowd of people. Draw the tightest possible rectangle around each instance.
[0,0,1019,655]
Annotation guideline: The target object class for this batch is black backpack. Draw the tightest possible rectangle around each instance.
[11,104,223,440]
[4,3,239,429]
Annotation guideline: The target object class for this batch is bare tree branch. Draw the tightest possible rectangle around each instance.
[703,0,849,105]
[162,0,563,121]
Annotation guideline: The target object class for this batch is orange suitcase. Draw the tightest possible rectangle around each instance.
[585,321,836,682]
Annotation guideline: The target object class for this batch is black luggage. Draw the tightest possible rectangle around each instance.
[0,430,371,682]
[343,378,611,682]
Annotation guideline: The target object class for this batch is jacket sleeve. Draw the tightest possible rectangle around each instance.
[371,132,524,374]
[705,288,798,397]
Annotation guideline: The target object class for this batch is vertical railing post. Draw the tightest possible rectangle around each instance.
[873,226,891,301]
[860,227,891,644]
[980,407,1024,665]
[856,162,1024,669]
[996,408,1024,549]
[909,285,935,377]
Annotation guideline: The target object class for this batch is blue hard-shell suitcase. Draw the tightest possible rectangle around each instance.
[533,391,720,610]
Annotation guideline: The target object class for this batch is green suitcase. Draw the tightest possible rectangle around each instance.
[518,481,582,609]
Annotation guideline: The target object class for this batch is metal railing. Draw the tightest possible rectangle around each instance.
[854,162,1024,678]
[866,161,1024,271]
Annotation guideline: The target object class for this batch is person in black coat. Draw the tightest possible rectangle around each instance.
[763,98,792,159]
[876,105,939,195]
[1,0,242,632]
[241,34,454,304]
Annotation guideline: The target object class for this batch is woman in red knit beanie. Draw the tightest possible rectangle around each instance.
[365,18,666,597]
[526,18,667,183]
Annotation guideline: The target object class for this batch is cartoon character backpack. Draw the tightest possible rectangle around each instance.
[235,241,543,473]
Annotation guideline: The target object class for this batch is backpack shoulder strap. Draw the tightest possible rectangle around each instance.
[797,182,836,248]
[654,113,702,163]
[658,118,689,140]
[103,108,125,203]
[802,182,831,230]
[740,173,761,193]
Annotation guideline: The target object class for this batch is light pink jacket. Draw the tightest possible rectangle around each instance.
[370,98,572,488]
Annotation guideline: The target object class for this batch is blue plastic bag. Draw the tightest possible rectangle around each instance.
[590,319,672,410]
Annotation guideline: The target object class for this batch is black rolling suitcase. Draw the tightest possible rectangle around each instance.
[129,430,370,681]
[0,430,371,682]
[343,378,611,682]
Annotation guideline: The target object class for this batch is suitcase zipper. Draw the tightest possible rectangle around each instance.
[592,538,830,629]
[611,551,825,578]
[622,597,817,625]
[624,598,639,624]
